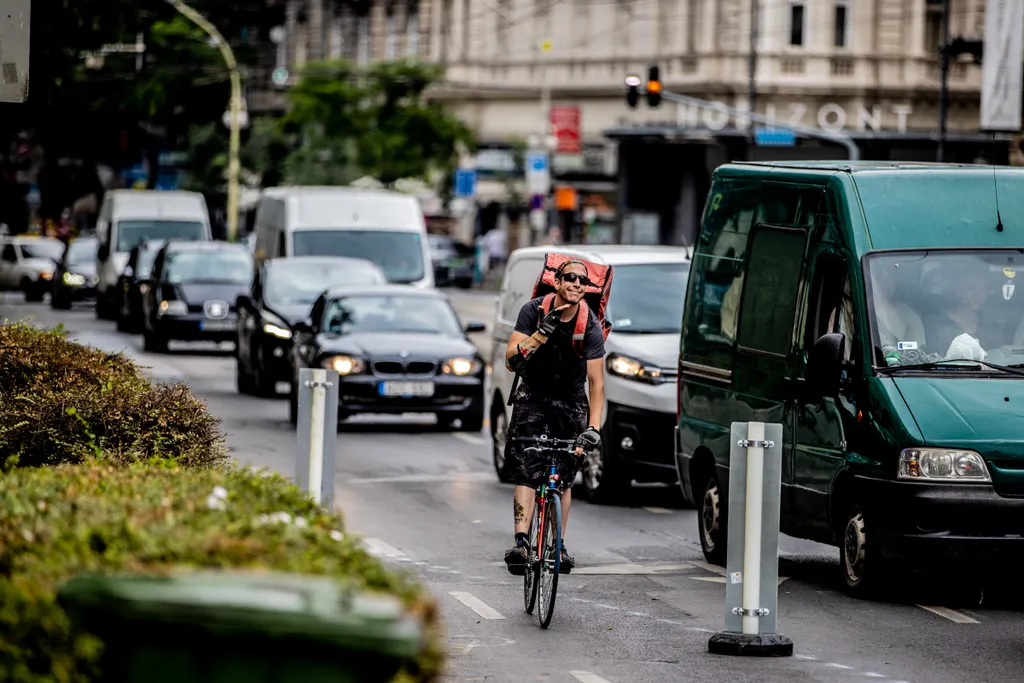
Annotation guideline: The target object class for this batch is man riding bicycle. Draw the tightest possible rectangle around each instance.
[503,259,606,572]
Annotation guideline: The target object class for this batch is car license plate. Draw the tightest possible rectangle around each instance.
[200,319,235,331]
[379,381,434,397]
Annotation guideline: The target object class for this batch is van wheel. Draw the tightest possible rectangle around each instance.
[698,471,727,565]
[236,355,254,395]
[840,505,890,597]
[288,383,299,427]
[22,277,43,302]
[491,402,512,483]
[581,436,631,504]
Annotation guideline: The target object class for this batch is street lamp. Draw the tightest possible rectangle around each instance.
[165,0,243,243]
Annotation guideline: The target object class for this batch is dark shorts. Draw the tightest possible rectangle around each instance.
[504,388,588,489]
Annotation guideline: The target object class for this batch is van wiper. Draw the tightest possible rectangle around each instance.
[877,358,1024,377]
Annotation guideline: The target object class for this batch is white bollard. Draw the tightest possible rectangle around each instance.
[307,368,327,504]
[740,421,765,636]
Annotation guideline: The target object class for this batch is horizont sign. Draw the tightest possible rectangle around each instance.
[674,101,916,134]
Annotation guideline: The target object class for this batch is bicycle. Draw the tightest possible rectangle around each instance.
[509,434,578,629]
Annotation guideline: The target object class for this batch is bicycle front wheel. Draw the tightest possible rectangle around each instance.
[523,502,540,614]
[537,491,562,629]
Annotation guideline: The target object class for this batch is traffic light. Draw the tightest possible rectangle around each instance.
[625,75,641,108]
[645,65,662,107]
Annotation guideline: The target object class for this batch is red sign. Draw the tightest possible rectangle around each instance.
[549,106,581,154]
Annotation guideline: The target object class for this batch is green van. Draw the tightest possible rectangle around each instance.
[675,161,1024,595]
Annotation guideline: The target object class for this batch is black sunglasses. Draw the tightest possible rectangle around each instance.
[558,272,592,286]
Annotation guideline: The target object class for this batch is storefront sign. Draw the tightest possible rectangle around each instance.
[675,101,915,135]
[550,106,581,154]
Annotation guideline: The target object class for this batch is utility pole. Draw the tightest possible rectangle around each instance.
[937,0,951,162]
[747,0,759,158]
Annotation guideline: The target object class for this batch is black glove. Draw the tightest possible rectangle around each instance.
[575,426,601,452]
[537,308,563,337]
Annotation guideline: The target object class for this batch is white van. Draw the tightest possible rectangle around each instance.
[94,189,212,318]
[252,187,433,289]
[490,245,692,504]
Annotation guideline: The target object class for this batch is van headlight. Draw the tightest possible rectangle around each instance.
[63,272,86,286]
[606,353,667,384]
[158,300,188,317]
[442,357,480,376]
[261,310,292,339]
[323,355,364,375]
[898,448,991,482]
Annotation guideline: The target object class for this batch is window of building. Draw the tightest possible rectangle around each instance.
[834,1,849,48]
[357,14,370,65]
[406,0,420,58]
[789,2,805,47]
[385,7,397,60]
[737,226,808,357]
[925,0,944,55]
[497,0,511,53]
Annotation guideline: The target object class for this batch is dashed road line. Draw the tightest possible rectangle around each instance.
[453,432,486,446]
[572,562,695,576]
[363,538,405,558]
[569,672,612,683]
[449,591,506,620]
[348,472,493,485]
[826,663,854,670]
[642,506,674,514]
[916,605,980,624]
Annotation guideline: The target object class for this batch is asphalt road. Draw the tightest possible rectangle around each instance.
[5,289,1024,683]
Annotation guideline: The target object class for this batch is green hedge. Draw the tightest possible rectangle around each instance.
[0,463,442,683]
[0,321,226,471]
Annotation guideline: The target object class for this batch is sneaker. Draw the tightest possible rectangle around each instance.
[504,542,529,575]
[560,546,575,573]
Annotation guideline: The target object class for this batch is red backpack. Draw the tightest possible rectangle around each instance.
[531,253,614,356]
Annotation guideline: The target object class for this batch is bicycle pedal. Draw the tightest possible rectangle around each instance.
[558,566,572,575]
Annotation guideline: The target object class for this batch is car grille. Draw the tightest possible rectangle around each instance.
[372,359,437,377]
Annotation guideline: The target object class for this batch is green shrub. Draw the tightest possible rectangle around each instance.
[0,463,442,683]
[0,321,227,471]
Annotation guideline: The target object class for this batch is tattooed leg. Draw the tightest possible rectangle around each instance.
[514,500,525,523]
[513,484,534,534]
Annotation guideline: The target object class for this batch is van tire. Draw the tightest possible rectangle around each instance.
[698,471,727,566]
[236,356,254,395]
[491,399,513,483]
[580,436,631,505]
[840,504,891,598]
[22,277,43,303]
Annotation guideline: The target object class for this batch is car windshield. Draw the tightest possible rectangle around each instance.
[164,250,253,284]
[116,220,206,252]
[137,246,162,279]
[291,230,425,283]
[21,240,64,263]
[865,249,1024,369]
[322,295,462,336]
[605,262,691,334]
[266,261,387,306]
[65,239,98,267]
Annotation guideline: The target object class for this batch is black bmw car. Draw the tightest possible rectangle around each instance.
[115,239,165,333]
[50,236,99,309]
[235,256,388,397]
[288,285,487,431]
[141,241,253,353]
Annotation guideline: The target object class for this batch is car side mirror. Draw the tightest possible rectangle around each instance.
[807,333,845,397]
[97,242,110,261]
[292,319,314,336]
[236,294,251,311]
[464,320,486,333]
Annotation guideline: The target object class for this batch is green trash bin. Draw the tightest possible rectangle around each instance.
[57,571,424,683]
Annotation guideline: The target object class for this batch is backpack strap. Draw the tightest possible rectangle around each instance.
[571,300,589,356]
[540,293,556,314]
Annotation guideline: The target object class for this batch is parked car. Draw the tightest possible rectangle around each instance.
[490,245,692,502]
[140,241,253,353]
[429,234,474,288]
[51,236,100,309]
[0,236,63,301]
[287,285,487,429]
[115,239,166,333]
[235,256,388,396]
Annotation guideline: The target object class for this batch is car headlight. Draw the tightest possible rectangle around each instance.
[158,299,188,317]
[606,353,667,384]
[63,272,86,286]
[898,448,991,482]
[442,357,481,376]
[261,309,292,340]
[39,270,53,280]
[323,355,364,375]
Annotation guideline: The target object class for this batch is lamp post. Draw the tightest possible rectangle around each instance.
[166,0,242,242]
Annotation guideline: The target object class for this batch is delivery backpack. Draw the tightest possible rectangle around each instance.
[507,253,614,405]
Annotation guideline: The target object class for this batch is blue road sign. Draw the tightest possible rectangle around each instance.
[755,127,796,146]
[526,152,548,173]
[454,168,477,198]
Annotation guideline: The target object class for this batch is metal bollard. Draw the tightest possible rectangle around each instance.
[707,421,793,657]
[295,367,339,509]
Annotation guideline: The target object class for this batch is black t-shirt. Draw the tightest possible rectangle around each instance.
[514,297,606,399]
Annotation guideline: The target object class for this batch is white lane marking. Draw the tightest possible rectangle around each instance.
[688,560,727,576]
[863,674,886,678]
[348,472,492,485]
[795,655,817,660]
[363,538,405,558]
[642,507,674,514]
[449,591,506,620]
[690,576,727,583]
[826,663,854,670]
[573,562,695,575]
[916,605,980,624]
[453,432,486,445]
[570,672,612,683]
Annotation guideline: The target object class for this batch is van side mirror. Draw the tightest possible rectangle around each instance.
[807,333,845,396]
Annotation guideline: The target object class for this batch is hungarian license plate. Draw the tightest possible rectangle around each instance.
[379,381,434,397]
[200,319,235,331]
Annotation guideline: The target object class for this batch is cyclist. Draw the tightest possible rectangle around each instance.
[502,259,606,573]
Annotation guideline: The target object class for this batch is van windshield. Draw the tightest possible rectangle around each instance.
[865,249,1024,369]
[605,262,691,334]
[291,230,425,283]
[116,220,206,252]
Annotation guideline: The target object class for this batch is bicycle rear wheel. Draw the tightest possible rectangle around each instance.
[537,492,562,628]
[523,502,540,614]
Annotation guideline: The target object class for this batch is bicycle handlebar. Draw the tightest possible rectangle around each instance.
[507,435,579,448]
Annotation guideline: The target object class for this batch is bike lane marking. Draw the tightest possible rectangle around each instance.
[569,672,612,683]
[449,591,506,620]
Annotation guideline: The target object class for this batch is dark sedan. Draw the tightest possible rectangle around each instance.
[141,241,253,353]
[51,236,99,309]
[288,285,487,431]
[235,256,388,397]
[115,239,165,333]
[429,234,474,288]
